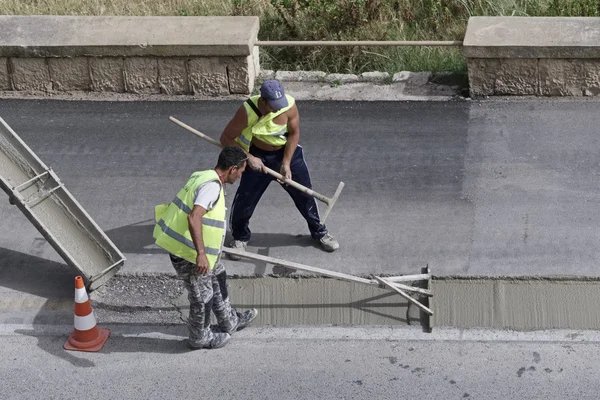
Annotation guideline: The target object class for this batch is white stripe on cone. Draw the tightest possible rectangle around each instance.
[75,287,88,303]
[74,313,97,331]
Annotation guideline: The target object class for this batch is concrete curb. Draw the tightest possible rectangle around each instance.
[2,323,599,343]
[260,69,432,84]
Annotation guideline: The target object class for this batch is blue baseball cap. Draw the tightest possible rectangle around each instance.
[260,80,288,111]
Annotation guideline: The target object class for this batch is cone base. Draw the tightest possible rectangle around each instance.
[64,327,110,352]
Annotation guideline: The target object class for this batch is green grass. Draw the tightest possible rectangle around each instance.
[1,0,598,74]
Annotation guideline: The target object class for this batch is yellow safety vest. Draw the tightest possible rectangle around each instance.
[153,170,226,269]
[235,94,295,151]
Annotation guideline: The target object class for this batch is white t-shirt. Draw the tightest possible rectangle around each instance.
[193,179,225,264]
[193,181,221,211]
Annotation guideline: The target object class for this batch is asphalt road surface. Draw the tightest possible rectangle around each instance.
[1,325,599,400]
[1,98,600,278]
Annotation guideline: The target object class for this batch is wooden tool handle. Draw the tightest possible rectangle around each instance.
[169,116,331,204]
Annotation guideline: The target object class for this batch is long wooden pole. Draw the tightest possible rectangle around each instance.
[223,247,373,285]
[223,248,432,297]
[169,116,338,206]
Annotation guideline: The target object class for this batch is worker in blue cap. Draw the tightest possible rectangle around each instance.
[220,79,339,257]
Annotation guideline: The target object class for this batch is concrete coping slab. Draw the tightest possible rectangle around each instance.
[0,15,259,57]
[463,16,600,59]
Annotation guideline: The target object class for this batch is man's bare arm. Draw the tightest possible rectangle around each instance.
[188,205,210,274]
[220,105,248,147]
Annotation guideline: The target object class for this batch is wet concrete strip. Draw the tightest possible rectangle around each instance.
[86,275,600,330]
[7,274,600,332]
[225,277,600,330]
[432,278,600,330]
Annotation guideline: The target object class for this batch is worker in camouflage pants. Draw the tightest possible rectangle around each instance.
[154,147,257,349]
[170,255,248,346]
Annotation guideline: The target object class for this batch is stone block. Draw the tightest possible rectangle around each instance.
[539,59,600,96]
[188,57,229,96]
[392,71,410,83]
[539,59,581,96]
[227,56,254,94]
[10,58,52,91]
[252,46,260,78]
[0,16,259,58]
[467,59,497,97]
[581,60,600,96]
[258,69,275,81]
[463,17,600,59]
[0,58,10,90]
[124,57,159,94]
[158,58,190,95]
[326,73,359,83]
[48,57,91,91]
[275,70,327,82]
[405,72,431,86]
[90,57,125,92]
[360,71,389,82]
[493,59,538,95]
[468,58,538,96]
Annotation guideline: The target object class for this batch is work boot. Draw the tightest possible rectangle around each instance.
[318,233,339,252]
[235,308,258,331]
[187,332,231,350]
[227,240,247,261]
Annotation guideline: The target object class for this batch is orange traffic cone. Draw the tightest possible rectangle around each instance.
[64,276,110,352]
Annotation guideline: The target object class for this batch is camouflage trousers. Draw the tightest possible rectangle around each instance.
[170,254,239,345]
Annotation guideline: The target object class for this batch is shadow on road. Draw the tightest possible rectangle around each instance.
[103,219,321,254]
[14,323,190,369]
[1,248,193,366]
[104,220,321,276]
[0,247,75,298]
[2,238,427,369]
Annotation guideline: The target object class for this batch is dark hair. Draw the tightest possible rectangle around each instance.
[216,146,247,169]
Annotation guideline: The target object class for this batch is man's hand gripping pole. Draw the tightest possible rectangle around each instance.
[169,116,344,222]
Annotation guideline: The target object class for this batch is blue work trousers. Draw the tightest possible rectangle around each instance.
[230,145,327,241]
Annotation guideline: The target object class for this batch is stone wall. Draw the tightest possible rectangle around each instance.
[0,16,260,96]
[463,17,600,97]
[466,58,600,97]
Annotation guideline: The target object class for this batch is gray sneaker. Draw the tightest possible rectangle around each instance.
[187,332,231,350]
[227,240,247,261]
[318,233,339,252]
[235,308,258,331]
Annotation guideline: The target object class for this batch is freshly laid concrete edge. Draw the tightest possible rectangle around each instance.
[105,269,600,281]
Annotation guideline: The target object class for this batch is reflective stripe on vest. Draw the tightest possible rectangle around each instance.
[172,197,192,214]
[153,170,226,267]
[155,219,221,256]
[171,196,225,229]
[237,134,251,148]
[235,95,295,151]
